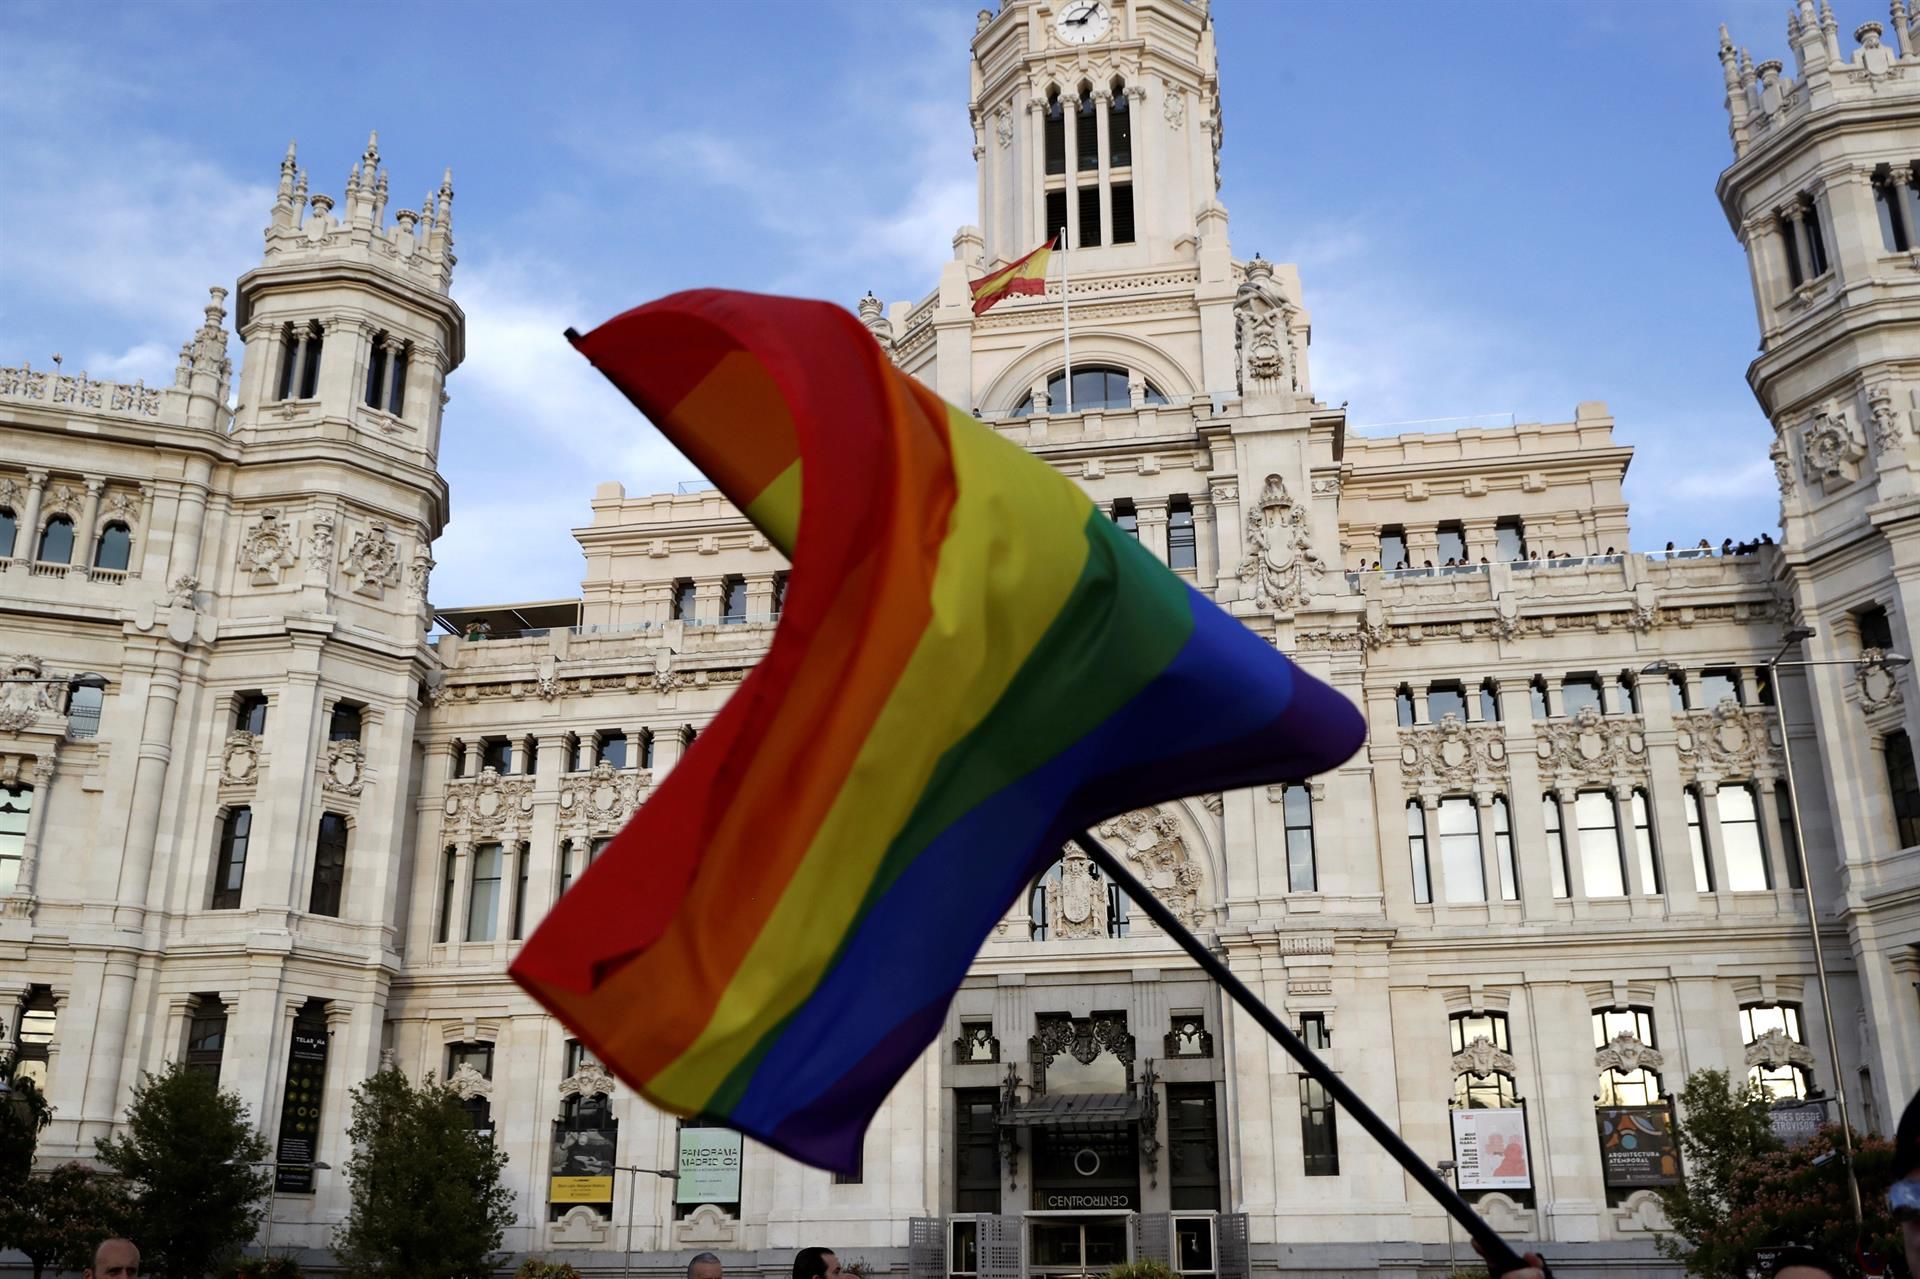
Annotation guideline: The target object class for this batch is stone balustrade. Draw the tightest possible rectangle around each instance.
[0,362,163,418]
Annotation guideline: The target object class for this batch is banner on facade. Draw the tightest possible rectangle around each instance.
[677,1126,743,1204]
[550,1099,618,1208]
[1767,1098,1831,1149]
[1451,1107,1532,1191]
[1595,1105,1681,1188]
[274,1021,329,1194]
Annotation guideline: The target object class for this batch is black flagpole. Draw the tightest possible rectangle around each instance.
[1072,828,1535,1277]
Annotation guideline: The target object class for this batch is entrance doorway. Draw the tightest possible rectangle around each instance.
[1028,1217,1129,1279]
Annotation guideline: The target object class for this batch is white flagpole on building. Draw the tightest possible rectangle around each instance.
[1060,226,1072,413]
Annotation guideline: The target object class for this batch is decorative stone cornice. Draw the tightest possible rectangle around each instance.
[1534,707,1648,786]
[443,766,535,837]
[556,760,648,834]
[1398,715,1508,791]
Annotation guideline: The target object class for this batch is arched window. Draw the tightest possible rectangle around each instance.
[1010,365,1166,416]
[1027,850,1132,939]
[0,507,15,559]
[1740,1003,1810,1100]
[1594,1007,1662,1105]
[92,521,131,571]
[1044,87,1065,176]
[36,515,74,564]
[1076,83,1099,172]
[364,333,411,416]
[1108,77,1132,167]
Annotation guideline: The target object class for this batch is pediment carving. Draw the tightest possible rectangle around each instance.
[557,759,647,833]
[443,766,535,836]
[1452,1034,1517,1080]
[1596,1031,1664,1075]
[446,1062,493,1100]
[1745,1027,1816,1072]
[559,1062,615,1099]
[1675,701,1783,781]
[1095,805,1206,927]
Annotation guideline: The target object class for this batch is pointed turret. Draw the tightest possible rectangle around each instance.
[426,168,454,263]
[183,286,231,431]
[1721,24,1753,152]
[1895,0,1915,56]
[273,142,300,228]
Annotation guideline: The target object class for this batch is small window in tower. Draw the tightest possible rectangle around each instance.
[1875,165,1911,252]
[1111,498,1138,540]
[1046,190,1069,247]
[1779,213,1805,288]
[1379,526,1408,571]
[1436,522,1466,565]
[364,340,389,409]
[721,575,746,624]
[1801,195,1830,276]
[235,692,268,736]
[387,343,409,416]
[1044,88,1065,176]
[1076,85,1099,171]
[1077,187,1102,248]
[1109,79,1132,167]
[300,323,323,399]
[1167,496,1196,570]
[328,701,363,743]
[1111,183,1135,245]
[671,577,696,622]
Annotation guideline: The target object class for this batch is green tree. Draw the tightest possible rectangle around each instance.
[331,1067,515,1279]
[1657,1068,1911,1278]
[94,1061,272,1279]
[0,1162,132,1279]
[0,1049,52,1180]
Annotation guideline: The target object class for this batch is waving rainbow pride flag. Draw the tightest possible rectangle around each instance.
[509,289,1366,1173]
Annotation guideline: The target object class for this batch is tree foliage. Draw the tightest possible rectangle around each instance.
[94,1061,272,1279]
[331,1068,515,1279]
[0,1162,132,1279]
[0,1049,53,1180]
[1656,1068,1910,1278]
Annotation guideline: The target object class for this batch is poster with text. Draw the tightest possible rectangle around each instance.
[1451,1107,1532,1191]
[1596,1105,1681,1187]
[677,1126,744,1205]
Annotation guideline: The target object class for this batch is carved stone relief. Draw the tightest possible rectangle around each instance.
[1745,1027,1817,1073]
[0,657,57,733]
[1452,1034,1517,1080]
[1674,701,1784,781]
[557,760,645,834]
[1799,401,1866,491]
[238,508,299,586]
[446,1062,494,1100]
[1870,384,1903,456]
[1858,650,1903,714]
[1398,715,1508,791]
[343,522,402,598]
[221,732,262,786]
[558,1061,616,1100]
[322,739,366,796]
[444,766,536,836]
[407,545,433,601]
[1770,437,1796,501]
[1535,707,1648,785]
[1595,1031,1665,1076]
[1236,473,1324,610]
[1031,1011,1135,1085]
[1095,805,1207,926]
[1234,258,1299,397]
[1047,842,1109,940]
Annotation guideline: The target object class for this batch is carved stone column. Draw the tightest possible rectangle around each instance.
[17,470,46,562]
[69,479,102,579]
[446,842,473,945]
[1697,780,1732,896]
[1093,88,1113,246]
[1473,790,1503,906]
[1755,777,1796,898]
[11,754,55,903]
[463,740,482,776]
[1613,785,1645,898]
[1136,498,1169,564]
[1192,495,1218,586]
[508,738,527,776]
[1554,786,1584,903]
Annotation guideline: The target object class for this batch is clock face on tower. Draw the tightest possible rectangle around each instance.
[1055,0,1112,45]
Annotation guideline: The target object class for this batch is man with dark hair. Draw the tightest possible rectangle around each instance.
[1762,1245,1847,1278]
[793,1246,842,1279]
[83,1239,140,1279]
[1893,1087,1920,1277]
[688,1253,723,1279]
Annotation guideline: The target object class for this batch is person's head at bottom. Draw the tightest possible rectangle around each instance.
[1893,1087,1920,1278]
[84,1239,140,1279]
[793,1247,841,1279]
[688,1254,724,1279]
[1765,1245,1847,1279]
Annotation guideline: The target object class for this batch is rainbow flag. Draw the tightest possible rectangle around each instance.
[510,289,1365,1173]
[968,236,1056,315]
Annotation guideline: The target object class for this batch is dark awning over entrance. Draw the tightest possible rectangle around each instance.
[999,1092,1142,1131]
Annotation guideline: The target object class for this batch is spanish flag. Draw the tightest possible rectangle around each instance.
[967,234,1056,316]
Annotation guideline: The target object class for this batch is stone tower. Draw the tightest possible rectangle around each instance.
[1715,2,1920,1117]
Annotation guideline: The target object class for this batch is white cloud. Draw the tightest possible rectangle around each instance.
[431,491,593,608]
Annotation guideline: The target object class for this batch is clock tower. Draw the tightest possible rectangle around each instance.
[969,0,1223,267]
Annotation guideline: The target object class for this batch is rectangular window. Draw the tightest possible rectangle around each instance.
[1576,790,1627,898]
[185,996,227,1083]
[1438,796,1484,903]
[1700,667,1741,707]
[211,806,253,910]
[1395,686,1416,728]
[328,702,363,742]
[1427,681,1467,725]
[1630,789,1661,895]
[721,574,746,624]
[1076,95,1099,170]
[1858,604,1895,653]
[1480,680,1502,723]
[1408,802,1431,905]
[671,578,696,622]
[310,812,348,916]
[638,728,655,770]
[1492,795,1518,901]
[1803,198,1830,275]
[1299,1076,1339,1176]
[1167,1082,1221,1209]
[512,844,529,941]
[1686,786,1714,892]
[481,737,511,775]
[1046,189,1069,246]
[446,1042,495,1137]
[465,843,503,941]
[1044,96,1066,175]
[1530,678,1550,721]
[1109,94,1132,167]
[1494,517,1525,562]
[1593,1008,1661,1105]
[1741,1003,1810,1100]
[1780,214,1805,288]
[1112,498,1139,539]
[1544,795,1570,899]
[772,571,789,615]
[1669,673,1690,713]
[599,731,628,770]
[0,784,29,895]
[1380,526,1408,569]
[1775,785,1802,889]
[1281,783,1316,893]
[1111,182,1135,245]
[954,1087,1001,1212]
[364,341,388,409]
[1886,730,1920,847]
[436,847,456,942]
[1167,497,1197,569]
[1718,784,1772,891]
[1876,171,1910,252]
[1077,187,1102,248]
[235,692,268,735]
[1561,675,1605,717]
[1436,522,1466,565]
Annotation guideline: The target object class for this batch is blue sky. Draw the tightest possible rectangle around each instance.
[1,0,1794,605]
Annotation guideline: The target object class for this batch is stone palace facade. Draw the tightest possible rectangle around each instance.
[6,1,1920,1275]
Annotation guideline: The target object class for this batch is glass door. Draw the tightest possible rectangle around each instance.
[1029,1218,1129,1279]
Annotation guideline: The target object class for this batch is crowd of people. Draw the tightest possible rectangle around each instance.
[1355,535,1779,574]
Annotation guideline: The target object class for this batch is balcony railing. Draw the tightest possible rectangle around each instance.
[0,362,164,417]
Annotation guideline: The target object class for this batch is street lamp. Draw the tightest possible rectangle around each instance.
[1436,1159,1459,1271]
[0,672,109,688]
[615,1164,679,1279]
[1642,627,1911,1232]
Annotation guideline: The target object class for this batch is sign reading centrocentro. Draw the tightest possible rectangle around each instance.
[677,1126,744,1205]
